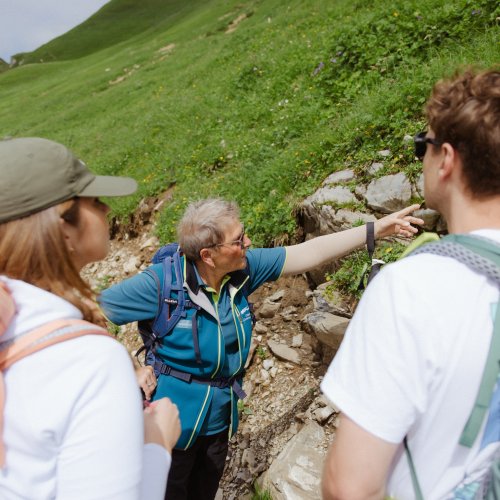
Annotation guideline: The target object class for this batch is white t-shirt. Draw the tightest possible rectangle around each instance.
[0,278,171,500]
[321,230,500,500]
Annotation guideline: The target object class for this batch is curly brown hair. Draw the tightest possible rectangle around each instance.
[425,67,500,198]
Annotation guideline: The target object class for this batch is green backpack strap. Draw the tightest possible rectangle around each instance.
[400,232,440,259]
[403,234,500,496]
[460,298,500,447]
[443,234,500,447]
[404,437,425,500]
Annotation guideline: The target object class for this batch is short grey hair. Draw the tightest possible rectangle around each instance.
[177,198,240,261]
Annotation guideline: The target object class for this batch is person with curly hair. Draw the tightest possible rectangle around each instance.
[322,67,500,499]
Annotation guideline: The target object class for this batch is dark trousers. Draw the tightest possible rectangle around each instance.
[165,430,229,500]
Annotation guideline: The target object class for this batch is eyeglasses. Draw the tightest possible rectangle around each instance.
[414,132,443,160]
[207,226,247,250]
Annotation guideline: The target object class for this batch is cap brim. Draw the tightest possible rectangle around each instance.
[78,175,138,197]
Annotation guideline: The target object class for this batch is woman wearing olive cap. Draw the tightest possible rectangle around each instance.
[0,137,180,499]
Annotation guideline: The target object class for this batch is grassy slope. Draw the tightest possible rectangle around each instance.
[12,0,209,63]
[0,0,498,246]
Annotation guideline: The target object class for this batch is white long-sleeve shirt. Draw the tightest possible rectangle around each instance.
[0,277,170,499]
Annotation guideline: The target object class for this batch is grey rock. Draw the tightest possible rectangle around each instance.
[281,306,297,322]
[414,208,441,231]
[414,173,424,198]
[322,169,355,185]
[238,438,249,450]
[236,469,253,483]
[303,312,350,351]
[263,358,274,370]
[268,290,285,302]
[299,203,336,235]
[313,405,335,424]
[268,340,301,364]
[262,421,327,500]
[368,162,384,175]
[123,256,140,274]
[260,368,270,382]
[316,395,331,408]
[244,380,254,398]
[254,321,268,335]
[140,236,159,250]
[259,300,281,318]
[292,334,303,348]
[354,184,367,198]
[378,149,391,157]
[365,173,412,213]
[304,185,356,206]
[311,284,352,318]
[334,209,376,228]
[241,448,257,471]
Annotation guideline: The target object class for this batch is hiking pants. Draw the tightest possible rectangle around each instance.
[165,430,229,500]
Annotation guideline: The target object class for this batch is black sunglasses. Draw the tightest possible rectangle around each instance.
[414,132,443,160]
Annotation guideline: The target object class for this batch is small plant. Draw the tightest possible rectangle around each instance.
[256,346,267,359]
[95,274,113,293]
[252,482,273,500]
[106,322,121,337]
[325,240,407,298]
[237,400,253,415]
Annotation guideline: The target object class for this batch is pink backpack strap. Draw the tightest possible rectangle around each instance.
[0,283,15,337]
[0,318,110,467]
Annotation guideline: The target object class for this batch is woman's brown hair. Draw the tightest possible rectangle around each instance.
[0,199,105,326]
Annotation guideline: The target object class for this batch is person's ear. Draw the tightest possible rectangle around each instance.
[59,217,77,254]
[199,247,216,268]
[438,142,458,181]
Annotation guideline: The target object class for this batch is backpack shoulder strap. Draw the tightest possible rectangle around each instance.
[0,318,109,467]
[151,251,187,338]
[460,295,500,447]
[411,235,500,444]
[404,234,500,496]
[0,318,109,369]
[0,283,15,337]
[408,234,500,286]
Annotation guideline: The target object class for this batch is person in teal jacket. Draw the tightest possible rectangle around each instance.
[100,198,423,500]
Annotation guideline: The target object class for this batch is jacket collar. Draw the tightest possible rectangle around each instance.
[185,258,249,293]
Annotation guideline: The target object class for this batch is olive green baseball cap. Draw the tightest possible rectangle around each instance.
[0,137,138,223]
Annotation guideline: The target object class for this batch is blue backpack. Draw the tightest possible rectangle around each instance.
[137,243,254,376]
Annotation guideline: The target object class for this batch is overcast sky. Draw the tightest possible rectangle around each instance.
[0,0,110,62]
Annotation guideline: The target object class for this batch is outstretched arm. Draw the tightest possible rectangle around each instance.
[282,204,423,276]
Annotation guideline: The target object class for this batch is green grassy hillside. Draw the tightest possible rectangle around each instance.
[1,0,498,246]
[12,0,208,64]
